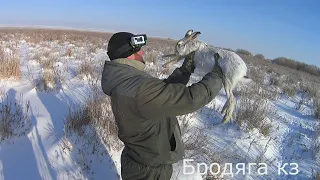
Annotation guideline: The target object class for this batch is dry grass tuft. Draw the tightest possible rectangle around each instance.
[247,67,265,86]
[36,68,62,92]
[0,47,21,79]
[63,88,122,176]
[233,84,274,137]
[314,97,320,119]
[0,93,32,142]
[0,85,5,97]
[64,48,72,57]
[42,69,56,90]
[143,50,159,64]
[78,60,94,78]
[34,51,58,69]
[64,88,120,150]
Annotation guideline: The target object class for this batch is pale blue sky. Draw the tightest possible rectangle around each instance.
[0,0,319,66]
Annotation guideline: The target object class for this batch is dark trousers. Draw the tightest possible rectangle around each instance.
[121,152,173,180]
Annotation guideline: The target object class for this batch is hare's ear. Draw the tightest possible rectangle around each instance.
[185,29,193,38]
[190,32,201,40]
[214,53,220,60]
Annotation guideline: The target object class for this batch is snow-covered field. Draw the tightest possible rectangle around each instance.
[0,28,319,180]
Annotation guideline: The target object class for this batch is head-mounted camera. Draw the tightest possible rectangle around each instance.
[111,33,148,59]
[130,34,147,49]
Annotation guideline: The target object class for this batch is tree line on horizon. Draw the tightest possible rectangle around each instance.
[234,48,320,77]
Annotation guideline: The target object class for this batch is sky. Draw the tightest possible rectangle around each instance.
[0,0,319,67]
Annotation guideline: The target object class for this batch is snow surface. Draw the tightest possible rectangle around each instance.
[0,36,319,180]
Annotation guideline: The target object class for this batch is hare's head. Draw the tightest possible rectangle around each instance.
[175,29,202,56]
[162,29,202,68]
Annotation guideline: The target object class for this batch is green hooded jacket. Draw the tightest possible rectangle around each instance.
[101,58,222,167]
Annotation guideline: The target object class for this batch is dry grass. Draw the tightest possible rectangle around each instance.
[143,50,159,63]
[0,93,32,142]
[42,69,56,90]
[239,53,319,97]
[0,85,5,97]
[64,48,72,57]
[0,47,21,79]
[31,51,43,62]
[178,112,210,154]
[41,57,55,69]
[314,97,320,119]
[300,82,319,99]
[35,68,62,92]
[43,53,58,68]
[0,28,113,45]
[77,60,94,78]
[64,88,120,149]
[29,50,63,92]
[313,121,320,179]
[282,85,297,97]
[62,87,121,177]
[31,50,57,69]
[233,83,274,137]
[65,105,91,137]
[246,67,266,86]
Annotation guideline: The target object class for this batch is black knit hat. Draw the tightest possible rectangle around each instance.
[107,32,141,60]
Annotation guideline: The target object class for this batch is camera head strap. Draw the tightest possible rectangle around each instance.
[113,34,147,58]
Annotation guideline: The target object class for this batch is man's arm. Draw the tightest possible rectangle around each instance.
[163,67,192,85]
[135,70,223,118]
[163,52,196,85]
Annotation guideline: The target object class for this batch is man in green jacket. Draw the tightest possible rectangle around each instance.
[101,32,223,180]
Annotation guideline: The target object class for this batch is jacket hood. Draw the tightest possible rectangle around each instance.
[101,58,146,96]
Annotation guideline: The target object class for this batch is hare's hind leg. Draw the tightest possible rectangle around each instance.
[221,78,231,115]
[221,79,234,123]
[222,89,235,124]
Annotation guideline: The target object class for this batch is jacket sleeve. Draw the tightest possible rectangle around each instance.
[163,67,192,85]
[135,71,223,118]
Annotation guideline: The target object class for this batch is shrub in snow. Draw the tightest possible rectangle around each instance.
[177,114,209,157]
[254,53,265,59]
[35,67,62,92]
[64,87,121,148]
[0,85,5,98]
[0,93,32,142]
[236,49,253,56]
[300,82,319,100]
[312,122,320,179]
[37,68,55,91]
[247,67,265,86]
[314,97,320,119]
[77,60,94,79]
[65,48,72,57]
[282,85,297,97]
[63,89,122,177]
[0,47,21,80]
[268,72,282,86]
[143,50,159,64]
[233,83,274,137]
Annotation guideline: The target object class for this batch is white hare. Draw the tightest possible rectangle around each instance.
[162,29,248,123]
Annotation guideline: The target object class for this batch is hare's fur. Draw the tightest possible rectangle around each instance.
[163,30,248,123]
[193,42,247,123]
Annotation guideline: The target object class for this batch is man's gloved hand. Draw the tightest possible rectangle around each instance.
[180,51,196,74]
[212,53,223,78]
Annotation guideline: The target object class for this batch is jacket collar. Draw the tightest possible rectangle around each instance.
[112,58,145,71]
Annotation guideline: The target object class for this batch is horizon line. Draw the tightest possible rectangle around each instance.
[0,24,319,69]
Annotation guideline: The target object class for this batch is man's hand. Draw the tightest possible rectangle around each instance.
[212,53,223,78]
[180,51,196,74]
